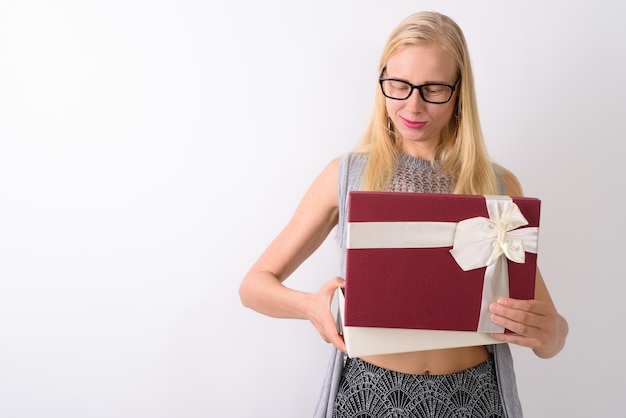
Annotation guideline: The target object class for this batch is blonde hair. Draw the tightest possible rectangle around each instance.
[354,11,498,195]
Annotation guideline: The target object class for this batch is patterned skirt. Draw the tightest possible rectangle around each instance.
[332,356,504,418]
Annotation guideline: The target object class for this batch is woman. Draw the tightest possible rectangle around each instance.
[239,11,568,417]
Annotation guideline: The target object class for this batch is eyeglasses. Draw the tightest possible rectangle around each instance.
[379,78,460,104]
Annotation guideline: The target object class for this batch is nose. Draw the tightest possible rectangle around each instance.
[404,88,426,111]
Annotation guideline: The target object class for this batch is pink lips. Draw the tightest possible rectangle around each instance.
[400,116,427,129]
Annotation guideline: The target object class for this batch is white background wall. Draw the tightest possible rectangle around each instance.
[0,1,623,417]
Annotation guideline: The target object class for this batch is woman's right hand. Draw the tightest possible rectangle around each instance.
[304,276,346,352]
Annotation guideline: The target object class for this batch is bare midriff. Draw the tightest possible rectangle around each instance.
[359,345,490,375]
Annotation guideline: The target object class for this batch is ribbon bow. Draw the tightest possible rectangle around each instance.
[450,196,538,272]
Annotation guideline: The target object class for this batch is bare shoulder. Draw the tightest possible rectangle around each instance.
[307,157,340,202]
[293,157,341,223]
[320,157,340,180]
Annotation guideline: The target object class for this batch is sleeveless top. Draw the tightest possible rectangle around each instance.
[314,152,524,418]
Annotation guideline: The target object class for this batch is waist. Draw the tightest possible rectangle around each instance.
[358,345,490,375]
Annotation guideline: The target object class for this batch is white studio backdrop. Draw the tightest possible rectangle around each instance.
[0,1,623,417]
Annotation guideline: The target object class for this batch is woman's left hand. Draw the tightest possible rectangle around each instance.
[489,297,567,358]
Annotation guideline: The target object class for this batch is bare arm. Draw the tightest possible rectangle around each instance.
[238,158,346,351]
[488,168,569,358]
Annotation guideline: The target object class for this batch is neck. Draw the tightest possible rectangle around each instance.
[400,142,438,161]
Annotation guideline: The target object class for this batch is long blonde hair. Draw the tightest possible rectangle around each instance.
[354,11,498,195]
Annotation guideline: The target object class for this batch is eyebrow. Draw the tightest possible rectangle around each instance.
[382,75,453,85]
[379,68,452,85]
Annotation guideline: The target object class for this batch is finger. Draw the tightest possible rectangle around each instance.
[328,330,346,352]
[319,322,346,352]
[489,300,545,330]
[494,297,553,316]
[490,331,539,350]
[490,311,538,337]
[323,276,345,291]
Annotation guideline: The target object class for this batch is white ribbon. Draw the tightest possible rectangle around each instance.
[450,195,539,332]
[346,195,539,333]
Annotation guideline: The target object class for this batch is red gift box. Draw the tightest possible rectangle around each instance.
[343,191,540,337]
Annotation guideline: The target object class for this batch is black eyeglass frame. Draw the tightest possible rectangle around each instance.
[378,77,460,104]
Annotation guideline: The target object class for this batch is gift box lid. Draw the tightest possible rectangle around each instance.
[343,191,540,333]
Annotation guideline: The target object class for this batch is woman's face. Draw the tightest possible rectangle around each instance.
[384,44,458,159]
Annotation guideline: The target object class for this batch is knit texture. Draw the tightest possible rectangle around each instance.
[388,154,456,193]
